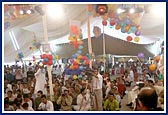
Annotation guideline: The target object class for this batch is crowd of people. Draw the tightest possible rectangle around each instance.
[4,60,164,111]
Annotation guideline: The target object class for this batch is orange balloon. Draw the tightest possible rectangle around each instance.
[155,55,160,63]
[124,25,130,32]
[149,64,156,71]
[115,24,121,30]
[77,55,82,60]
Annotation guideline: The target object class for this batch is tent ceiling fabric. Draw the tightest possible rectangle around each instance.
[55,34,156,58]
[4,3,165,63]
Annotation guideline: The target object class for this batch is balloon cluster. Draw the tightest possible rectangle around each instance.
[17,52,24,60]
[68,22,90,71]
[87,4,144,42]
[40,54,53,65]
[29,40,41,50]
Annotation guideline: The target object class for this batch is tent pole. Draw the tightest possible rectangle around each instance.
[87,15,92,69]
[42,10,53,101]
[103,25,106,73]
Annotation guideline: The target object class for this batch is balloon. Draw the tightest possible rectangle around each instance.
[48,60,53,65]
[110,19,115,26]
[155,55,160,63]
[134,36,140,42]
[47,55,52,60]
[126,36,133,42]
[53,60,56,64]
[135,30,141,36]
[102,20,107,26]
[149,64,156,71]
[77,55,82,60]
[18,52,24,59]
[79,66,84,70]
[115,18,120,23]
[137,53,144,59]
[69,41,73,45]
[124,25,130,32]
[130,26,136,32]
[72,54,77,58]
[44,58,48,62]
[70,59,74,63]
[78,45,83,50]
[115,24,121,30]
[158,74,162,80]
[74,65,79,69]
[73,75,78,80]
[78,75,82,79]
[70,65,74,70]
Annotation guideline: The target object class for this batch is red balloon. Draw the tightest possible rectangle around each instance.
[47,60,53,65]
[69,41,73,45]
[110,20,115,26]
[126,36,133,42]
[42,61,47,65]
[47,54,52,60]
[102,20,107,26]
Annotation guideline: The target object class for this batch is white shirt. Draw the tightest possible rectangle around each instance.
[22,100,33,107]
[38,100,54,111]
[92,73,103,89]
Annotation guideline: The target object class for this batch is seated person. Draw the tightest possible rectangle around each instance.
[73,88,91,111]
[103,92,119,111]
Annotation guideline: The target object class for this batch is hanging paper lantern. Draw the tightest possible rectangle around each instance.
[115,24,121,30]
[126,36,133,42]
[149,64,156,71]
[137,53,144,59]
[134,36,140,42]
[96,4,108,15]
[102,20,107,26]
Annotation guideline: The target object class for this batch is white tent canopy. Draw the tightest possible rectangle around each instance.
[3,3,165,63]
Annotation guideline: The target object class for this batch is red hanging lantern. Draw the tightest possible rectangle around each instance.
[96,4,108,15]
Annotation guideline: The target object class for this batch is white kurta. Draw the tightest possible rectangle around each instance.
[34,68,47,95]
[73,94,91,111]
[38,100,54,111]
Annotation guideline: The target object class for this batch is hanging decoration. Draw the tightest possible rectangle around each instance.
[40,54,53,65]
[87,4,145,43]
[137,52,144,59]
[68,20,90,73]
[149,64,156,71]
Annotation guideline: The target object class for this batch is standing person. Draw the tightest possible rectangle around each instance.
[27,67,34,81]
[92,68,103,111]
[34,65,47,95]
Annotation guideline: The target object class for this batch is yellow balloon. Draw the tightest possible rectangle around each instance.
[73,75,78,80]
[134,37,140,42]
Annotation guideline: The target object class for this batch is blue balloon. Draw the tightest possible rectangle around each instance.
[78,75,82,79]
[72,54,77,58]
[79,66,84,70]
[77,50,82,54]
[44,58,48,62]
[79,45,83,50]
[121,28,125,33]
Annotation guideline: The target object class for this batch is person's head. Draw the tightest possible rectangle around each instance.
[7,90,13,97]
[22,103,29,110]
[12,84,17,91]
[93,68,98,75]
[108,92,115,102]
[23,94,29,102]
[37,90,43,98]
[64,88,69,96]
[17,94,22,100]
[41,95,47,104]
[80,88,86,96]
[134,87,158,111]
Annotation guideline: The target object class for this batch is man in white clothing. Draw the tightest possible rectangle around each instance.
[34,65,47,95]
[38,95,54,111]
[91,68,103,111]
[73,88,91,111]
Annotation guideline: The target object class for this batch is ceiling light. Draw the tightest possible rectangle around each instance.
[129,8,135,13]
[20,9,26,15]
[117,8,125,14]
